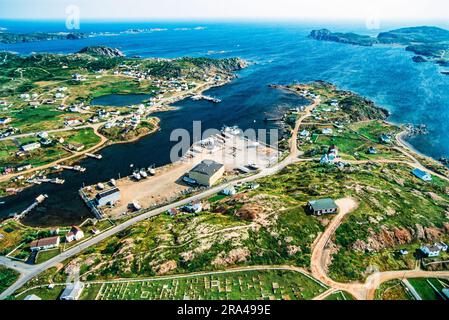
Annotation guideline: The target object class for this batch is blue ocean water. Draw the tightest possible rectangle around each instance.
[1,20,449,225]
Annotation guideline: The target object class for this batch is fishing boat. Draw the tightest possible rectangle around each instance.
[131,200,142,211]
[139,170,148,178]
[147,166,156,176]
[132,172,141,181]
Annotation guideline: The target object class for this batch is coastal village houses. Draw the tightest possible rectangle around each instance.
[29,236,60,252]
[65,226,85,243]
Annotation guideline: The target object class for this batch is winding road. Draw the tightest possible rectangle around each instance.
[2,95,449,300]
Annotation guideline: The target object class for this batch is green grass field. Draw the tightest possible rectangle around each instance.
[0,266,19,294]
[408,278,449,300]
[81,270,327,301]
[35,249,61,264]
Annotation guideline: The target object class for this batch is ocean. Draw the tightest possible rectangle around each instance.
[1,20,449,226]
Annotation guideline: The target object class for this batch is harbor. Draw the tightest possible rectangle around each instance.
[0,62,308,227]
[79,126,280,219]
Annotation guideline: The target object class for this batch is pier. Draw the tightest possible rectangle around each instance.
[86,153,103,160]
[15,194,48,220]
[79,189,103,219]
[61,165,87,172]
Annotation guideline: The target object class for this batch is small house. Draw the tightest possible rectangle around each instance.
[167,208,180,217]
[221,186,236,196]
[29,236,60,251]
[307,199,338,216]
[60,281,84,300]
[420,245,441,258]
[65,226,84,243]
[0,117,12,125]
[411,168,432,182]
[16,164,32,172]
[300,130,310,138]
[183,201,203,214]
[322,128,333,135]
[21,142,41,152]
[379,134,391,144]
[24,294,42,300]
[68,143,85,152]
[367,147,377,155]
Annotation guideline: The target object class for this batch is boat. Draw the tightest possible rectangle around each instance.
[50,178,65,184]
[139,170,148,178]
[147,166,156,176]
[86,153,103,160]
[131,200,142,211]
[247,163,260,170]
[73,165,87,172]
[132,172,141,181]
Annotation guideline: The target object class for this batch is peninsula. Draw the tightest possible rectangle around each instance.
[310,26,449,68]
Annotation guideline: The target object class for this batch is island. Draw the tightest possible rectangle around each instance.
[1,81,448,301]
[0,32,88,44]
[310,26,449,69]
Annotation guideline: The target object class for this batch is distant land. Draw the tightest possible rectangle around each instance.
[0,27,205,44]
[0,32,88,44]
[310,26,449,71]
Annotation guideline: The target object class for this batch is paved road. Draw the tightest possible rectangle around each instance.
[0,256,34,274]
[0,96,319,299]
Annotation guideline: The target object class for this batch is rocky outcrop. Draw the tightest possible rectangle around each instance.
[413,56,427,63]
[77,46,125,58]
[351,224,447,252]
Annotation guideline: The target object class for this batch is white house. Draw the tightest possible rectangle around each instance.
[29,236,60,251]
[64,118,82,127]
[0,117,12,125]
[37,131,49,139]
[221,186,237,196]
[21,142,41,152]
[322,128,333,135]
[65,226,84,243]
[420,245,441,258]
[60,281,85,300]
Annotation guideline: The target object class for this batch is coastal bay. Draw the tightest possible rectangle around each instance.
[1,21,449,227]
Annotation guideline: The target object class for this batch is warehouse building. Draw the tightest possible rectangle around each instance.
[95,187,121,207]
[188,160,224,187]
